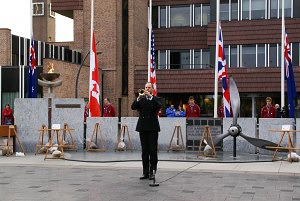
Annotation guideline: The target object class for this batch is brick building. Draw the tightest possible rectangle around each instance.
[1,0,300,118]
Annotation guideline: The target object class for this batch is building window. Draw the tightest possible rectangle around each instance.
[270,0,278,18]
[170,6,190,27]
[202,5,210,25]
[279,0,292,18]
[158,50,167,69]
[194,4,210,26]
[202,50,210,68]
[251,0,266,19]
[231,0,239,20]
[170,50,190,69]
[33,2,44,16]
[242,0,250,20]
[230,45,238,68]
[257,44,266,67]
[194,5,201,26]
[159,6,167,28]
[220,0,230,21]
[241,45,256,67]
[268,44,277,67]
[194,50,201,68]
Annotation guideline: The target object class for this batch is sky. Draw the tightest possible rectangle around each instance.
[0,0,73,41]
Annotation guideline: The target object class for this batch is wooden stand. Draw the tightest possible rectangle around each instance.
[0,125,25,156]
[87,123,106,152]
[61,123,77,151]
[44,129,65,160]
[197,125,216,157]
[115,125,133,151]
[167,124,185,152]
[35,124,49,155]
[266,130,300,161]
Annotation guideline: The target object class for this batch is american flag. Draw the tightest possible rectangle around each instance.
[27,33,37,98]
[149,30,157,96]
[217,25,231,117]
[284,31,297,118]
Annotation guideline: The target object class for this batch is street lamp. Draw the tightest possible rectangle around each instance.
[75,41,101,98]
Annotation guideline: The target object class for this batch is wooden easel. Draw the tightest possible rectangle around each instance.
[61,123,77,151]
[197,125,216,157]
[1,125,25,156]
[167,124,185,152]
[115,124,133,151]
[266,129,300,161]
[35,124,49,155]
[87,123,106,152]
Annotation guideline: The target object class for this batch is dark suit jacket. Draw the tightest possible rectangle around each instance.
[131,96,162,132]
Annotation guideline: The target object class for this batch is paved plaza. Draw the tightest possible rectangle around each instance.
[1,152,300,201]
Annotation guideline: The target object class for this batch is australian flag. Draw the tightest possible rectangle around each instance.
[284,31,297,118]
[28,33,37,98]
[217,24,231,117]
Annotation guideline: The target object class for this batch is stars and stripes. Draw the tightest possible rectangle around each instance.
[150,31,157,96]
[284,31,297,118]
[217,25,231,118]
[27,33,37,98]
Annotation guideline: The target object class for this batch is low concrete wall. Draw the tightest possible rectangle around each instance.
[259,118,295,154]
[14,98,84,153]
[121,117,186,151]
[86,117,118,150]
[14,99,48,153]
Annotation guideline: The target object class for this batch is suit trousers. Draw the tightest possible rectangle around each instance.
[139,131,158,176]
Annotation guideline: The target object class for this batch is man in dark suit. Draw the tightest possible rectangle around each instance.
[131,82,162,180]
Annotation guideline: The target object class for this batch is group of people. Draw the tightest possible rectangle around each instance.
[165,96,201,118]
[261,97,287,118]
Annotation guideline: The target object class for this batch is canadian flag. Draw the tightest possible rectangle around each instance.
[89,32,101,117]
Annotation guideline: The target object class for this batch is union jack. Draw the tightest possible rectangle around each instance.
[217,24,230,117]
[150,31,157,96]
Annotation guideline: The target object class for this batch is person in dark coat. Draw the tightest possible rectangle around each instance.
[131,82,162,180]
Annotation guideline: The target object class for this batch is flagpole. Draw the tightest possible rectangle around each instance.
[214,0,220,118]
[148,0,152,82]
[89,0,94,104]
[0,65,1,109]
[281,0,285,109]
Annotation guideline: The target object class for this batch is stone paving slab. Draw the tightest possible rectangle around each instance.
[1,164,300,201]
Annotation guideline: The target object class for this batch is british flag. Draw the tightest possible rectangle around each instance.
[150,31,157,96]
[27,33,37,98]
[217,25,231,117]
[284,31,297,118]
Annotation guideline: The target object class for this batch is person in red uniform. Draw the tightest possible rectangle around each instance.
[186,96,200,118]
[261,97,276,118]
[2,104,14,125]
[102,98,116,117]
[218,103,225,118]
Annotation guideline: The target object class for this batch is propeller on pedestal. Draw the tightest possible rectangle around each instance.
[212,77,283,156]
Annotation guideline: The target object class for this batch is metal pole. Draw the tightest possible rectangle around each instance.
[75,42,100,98]
[214,0,220,118]
[233,136,236,157]
[281,0,285,108]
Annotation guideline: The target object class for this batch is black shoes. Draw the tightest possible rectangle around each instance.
[139,174,155,180]
[149,174,155,180]
[139,175,149,180]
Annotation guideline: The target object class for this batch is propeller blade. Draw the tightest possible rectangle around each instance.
[239,132,288,152]
[212,132,230,146]
[229,77,240,126]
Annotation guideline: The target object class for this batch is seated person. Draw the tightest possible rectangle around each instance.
[2,104,14,125]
